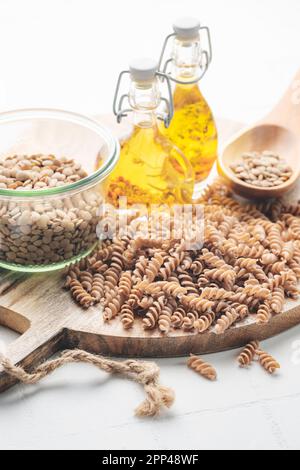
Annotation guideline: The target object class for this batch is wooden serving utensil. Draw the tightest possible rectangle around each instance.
[217,69,300,199]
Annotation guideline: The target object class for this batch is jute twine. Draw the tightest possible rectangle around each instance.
[0,349,175,417]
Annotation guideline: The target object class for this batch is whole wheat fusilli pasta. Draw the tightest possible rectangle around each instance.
[194,311,216,333]
[91,273,105,302]
[118,271,133,299]
[69,279,94,308]
[238,341,260,366]
[145,252,165,283]
[257,350,280,374]
[64,179,300,336]
[257,303,271,324]
[158,299,177,334]
[171,307,186,329]
[215,308,239,335]
[187,355,217,381]
[143,296,166,330]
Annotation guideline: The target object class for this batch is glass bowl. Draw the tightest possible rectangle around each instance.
[0,108,120,272]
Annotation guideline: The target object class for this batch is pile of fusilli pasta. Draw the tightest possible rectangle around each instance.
[64,180,300,335]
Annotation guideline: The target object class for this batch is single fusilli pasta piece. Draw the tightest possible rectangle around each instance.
[230,302,249,320]
[159,250,185,280]
[220,240,238,258]
[144,252,165,282]
[267,225,283,255]
[132,256,148,283]
[177,269,198,295]
[187,355,217,381]
[229,231,251,245]
[243,284,271,300]
[69,279,95,309]
[256,303,272,324]
[215,308,239,334]
[265,261,287,275]
[171,307,186,329]
[139,295,154,309]
[118,271,133,299]
[181,294,215,313]
[103,264,122,296]
[204,267,236,290]
[182,311,199,331]
[79,271,93,292]
[257,350,280,374]
[143,296,166,330]
[141,281,187,299]
[267,271,297,291]
[180,255,193,271]
[205,225,225,248]
[190,258,203,275]
[200,287,232,301]
[288,260,300,280]
[281,241,295,261]
[218,215,237,237]
[90,259,109,274]
[97,243,114,262]
[238,341,260,366]
[200,248,227,269]
[91,273,105,302]
[158,299,177,334]
[236,243,265,259]
[110,241,126,271]
[120,302,135,329]
[103,290,122,322]
[64,272,78,290]
[235,258,268,282]
[128,284,144,308]
[270,287,285,314]
[194,311,216,333]
[261,252,278,265]
[251,225,266,242]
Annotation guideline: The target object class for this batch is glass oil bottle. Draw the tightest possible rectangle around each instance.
[158,18,218,193]
[100,58,194,207]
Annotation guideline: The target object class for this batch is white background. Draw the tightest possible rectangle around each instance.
[0,0,299,123]
[0,0,300,451]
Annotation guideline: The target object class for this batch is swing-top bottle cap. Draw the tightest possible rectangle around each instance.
[173,17,201,40]
[129,58,158,83]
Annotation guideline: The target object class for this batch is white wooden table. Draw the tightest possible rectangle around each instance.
[1,324,300,450]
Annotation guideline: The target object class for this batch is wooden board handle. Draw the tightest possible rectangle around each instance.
[0,326,65,393]
[264,68,300,134]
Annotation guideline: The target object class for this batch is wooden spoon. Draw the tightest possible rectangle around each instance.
[217,69,300,199]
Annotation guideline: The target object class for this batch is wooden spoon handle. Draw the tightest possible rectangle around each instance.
[0,325,65,393]
[264,69,300,134]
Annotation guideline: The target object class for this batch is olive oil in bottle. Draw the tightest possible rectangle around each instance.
[101,58,194,207]
[159,18,218,193]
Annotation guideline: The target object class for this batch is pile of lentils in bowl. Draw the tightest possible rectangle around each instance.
[0,154,101,266]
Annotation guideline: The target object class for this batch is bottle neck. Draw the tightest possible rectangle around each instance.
[172,36,202,83]
[129,79,160,129]
[133,110,157,129]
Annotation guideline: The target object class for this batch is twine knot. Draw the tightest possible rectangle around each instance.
[0,350,175,417]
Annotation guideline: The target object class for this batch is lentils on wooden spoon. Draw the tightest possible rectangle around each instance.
[230,151,293,188]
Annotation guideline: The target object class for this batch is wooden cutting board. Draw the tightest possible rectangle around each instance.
[1,116,300,394]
